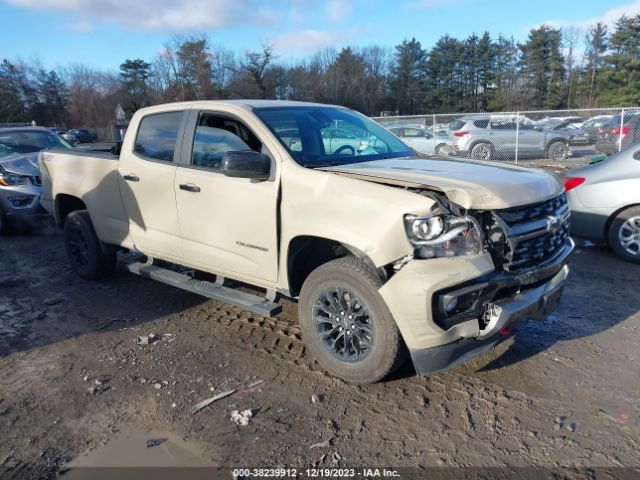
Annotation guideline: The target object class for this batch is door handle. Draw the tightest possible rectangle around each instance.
[123,174,139,182]
[179,183,201,193]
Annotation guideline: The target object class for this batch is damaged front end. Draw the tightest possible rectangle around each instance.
[381,188,574,375]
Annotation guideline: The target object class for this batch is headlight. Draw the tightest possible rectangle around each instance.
[404,214,483,258]
[0,172,32,187]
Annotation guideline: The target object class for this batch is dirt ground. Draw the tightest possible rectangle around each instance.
[1,230,639,478]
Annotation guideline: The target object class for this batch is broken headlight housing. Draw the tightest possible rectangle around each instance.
[404,214,483,258]
[0,170,31,187]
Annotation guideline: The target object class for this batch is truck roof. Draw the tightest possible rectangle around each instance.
[134,99,341,115]
[0,126,51,134]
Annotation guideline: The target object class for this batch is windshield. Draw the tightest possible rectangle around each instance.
[254,106,414,167]
[0,130,73,159]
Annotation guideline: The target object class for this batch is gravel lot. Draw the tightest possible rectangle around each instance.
[1,226,639,478]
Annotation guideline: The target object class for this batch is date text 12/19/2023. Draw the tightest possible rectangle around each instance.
[231,468,400,478]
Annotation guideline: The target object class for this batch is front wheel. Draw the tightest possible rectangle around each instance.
[298,256,407,384]
[546,141,570,161]
[608,206,640,264]
[64,210,116,279]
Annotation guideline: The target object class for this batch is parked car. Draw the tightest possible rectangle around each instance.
[565,143,640,263]
[541,116,585,127]
[595,113,640,155]
[62,128,97,144]
[430,123,451,136]
[0,127,73,233]
[537,119,591,145]
[321,126,371,154]
[448,115,572,161]
[48,127,67,136]
[581,115,613,144]
[386,124,454,155]
[40,100,572,384]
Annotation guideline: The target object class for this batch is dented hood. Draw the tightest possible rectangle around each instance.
[320,156,563,210]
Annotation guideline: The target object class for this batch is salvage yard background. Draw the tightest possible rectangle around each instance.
[1,229,639,478]
[2,15,640,142]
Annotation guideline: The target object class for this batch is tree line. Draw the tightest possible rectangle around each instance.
[1,14,639,136]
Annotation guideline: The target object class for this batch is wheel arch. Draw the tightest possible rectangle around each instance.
[468,139,495,151]
[285,235,379,297]
[546,137,570,149]
[604,203,640,241]
[55,194,87,228]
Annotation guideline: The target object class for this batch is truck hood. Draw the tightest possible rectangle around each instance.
[0,152,40,176]
[320,156,563,210]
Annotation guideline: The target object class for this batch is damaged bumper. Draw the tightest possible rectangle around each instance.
[410,264,568,375]
[379,239,573,376]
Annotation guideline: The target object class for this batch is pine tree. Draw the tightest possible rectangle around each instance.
[389,38,426,114]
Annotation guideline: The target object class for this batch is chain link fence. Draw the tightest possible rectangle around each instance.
[373,107,640,167]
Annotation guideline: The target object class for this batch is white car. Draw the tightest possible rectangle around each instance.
[387,125,454,155]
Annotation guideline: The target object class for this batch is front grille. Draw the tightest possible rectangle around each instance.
[499,193,568,227]
[491,193,570,271]
[31,175,42,185]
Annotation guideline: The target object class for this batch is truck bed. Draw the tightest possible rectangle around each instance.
[39,148,132,247]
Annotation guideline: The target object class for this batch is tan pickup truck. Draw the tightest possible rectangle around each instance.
[39,100,573,383]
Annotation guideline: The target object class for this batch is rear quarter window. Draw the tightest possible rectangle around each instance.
[449,120,465,131]
[134,111,184,162]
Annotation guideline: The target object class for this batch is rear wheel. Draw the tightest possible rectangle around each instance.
[64,210,116,279]
[470,142,494,160]
[608,206,640,264]
[435,144,454,156]
[546,141,569,161]
[298,256,407,384]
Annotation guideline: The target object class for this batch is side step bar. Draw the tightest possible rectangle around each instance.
[124,261,282,317]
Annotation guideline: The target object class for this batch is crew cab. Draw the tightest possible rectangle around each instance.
[40,100,572,383]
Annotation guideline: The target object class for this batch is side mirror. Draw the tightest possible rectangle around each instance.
[221,151,271,181]
[111,141,122,156]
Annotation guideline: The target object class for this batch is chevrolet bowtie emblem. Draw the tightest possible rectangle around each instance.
[546,215,561,232]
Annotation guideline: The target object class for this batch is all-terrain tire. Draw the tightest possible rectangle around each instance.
[470,142,494,160]
[298,256,407,384]
[608,206,640,264]
[64,210,116,280]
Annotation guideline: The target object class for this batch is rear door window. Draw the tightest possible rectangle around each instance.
[134,111,184,162]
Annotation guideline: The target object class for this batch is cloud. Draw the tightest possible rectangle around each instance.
[539,0,640,31]
[326,0,350,22]
[6,0,279,32]
[272,29,345,55]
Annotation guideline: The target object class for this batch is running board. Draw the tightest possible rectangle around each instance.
[124,261,282,317]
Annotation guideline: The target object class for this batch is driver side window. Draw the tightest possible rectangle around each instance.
[191,113,263,171]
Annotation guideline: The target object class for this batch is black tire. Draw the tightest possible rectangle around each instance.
[298,256,407,384]
[64,210,116,279]
[470,142,494,160]
[608,206,640,264]
[546,141,569,161]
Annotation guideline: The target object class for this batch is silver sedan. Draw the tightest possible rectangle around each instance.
[565,143,640,263]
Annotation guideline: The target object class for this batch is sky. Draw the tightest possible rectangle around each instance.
[1,0,639,71]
